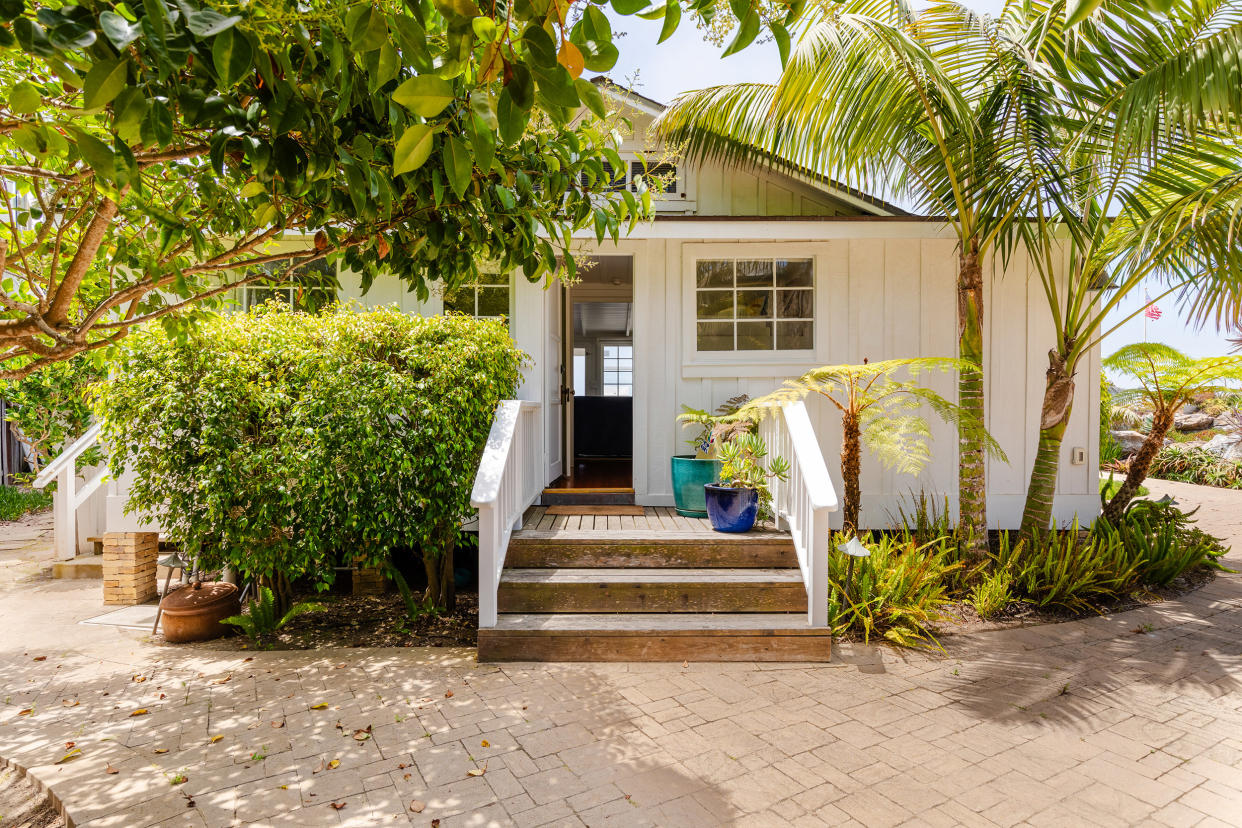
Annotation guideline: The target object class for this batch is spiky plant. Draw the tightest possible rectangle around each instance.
[744,358,1005,538]
[1101,344,1242,521]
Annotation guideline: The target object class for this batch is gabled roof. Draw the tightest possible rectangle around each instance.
[591,77,911,218]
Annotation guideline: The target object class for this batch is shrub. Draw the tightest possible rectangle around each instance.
[0,354,106,475]
[969,568,1013,619]
[1148,445,1242,489]
[1094,499,1229,586]
[0,487,52,522]
[222,586,324,642]
[94,305,527,611]
[999,524,1142,612]
[827,534,960,648]
[1100,374,1124,465]
[892,491,985,590]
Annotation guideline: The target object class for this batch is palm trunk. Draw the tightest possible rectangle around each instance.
[1102,408,1173,524]
[957,243,988,558]
[841,411,862,534]
[1018,349,1077,540]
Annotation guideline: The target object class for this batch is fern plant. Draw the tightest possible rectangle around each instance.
[1102,344,1242,522]
[677,394,751,457]
[222,586,325,642]
[744,358,1005,538]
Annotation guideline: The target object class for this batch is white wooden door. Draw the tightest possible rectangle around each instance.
[545,283,564,482]
[561,284,575,472]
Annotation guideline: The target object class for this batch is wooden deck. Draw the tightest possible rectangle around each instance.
[518,505,783,535]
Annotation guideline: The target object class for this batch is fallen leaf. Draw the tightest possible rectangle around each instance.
[32,656,46,662]
[397,763,409,770]
[153,748,169,755]
[403,773,412,781]
[62,700,78,707]
[243,657,253,662]
[18,708,32,716]
[105,763,118,775]
[279,785,288,790]
[329,801,346,810]
[56,748,82,764]
[130,709,149,717]
[328,759,340,770]
[444,690,454,698]
[209,735,223,744]
[466,763,487,778]
[171,773,187,785]
[410,800,426,813]
[132,675,146,683]
[682,660,688,668]
[312,759,325,774]
[64,741,75,750]
[352,726,372,742]
[212,675,232,685]
[431,819,441,827]
[480,740,490,748]
[310,703,328,710]
[271,720,285,729]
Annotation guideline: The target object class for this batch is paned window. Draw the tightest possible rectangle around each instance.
[443,271,511,320]
[602,343,633,397]
[239,258,337,313]
[631,161,677,194]
[694,258,814,352]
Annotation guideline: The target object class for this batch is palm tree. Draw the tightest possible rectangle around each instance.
[744,358,1004,534]
[1100,344,1242,521]
[998,0,1242,537]
[654,0,1049,557]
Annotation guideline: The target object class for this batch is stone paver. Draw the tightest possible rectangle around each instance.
[0,480,1240,826]
[0,509,55,584]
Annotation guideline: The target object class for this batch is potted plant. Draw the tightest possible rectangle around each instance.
[705,432,789,533]
[673,395,749,517]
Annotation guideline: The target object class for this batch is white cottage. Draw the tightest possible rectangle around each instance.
[45,82,1101,660]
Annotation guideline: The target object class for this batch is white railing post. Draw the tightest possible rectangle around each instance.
[477,504,499,628]
[53,466,76,561]
[808,506,830,628]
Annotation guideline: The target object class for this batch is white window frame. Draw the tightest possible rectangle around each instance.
[600,340,634,397]
[442,270,514,322]
[681,242,829,376]
[235,258,338,313]
[584,149,697,212]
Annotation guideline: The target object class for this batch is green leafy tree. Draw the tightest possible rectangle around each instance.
[92,306,526,611]
[745,358,1004,536]
[0,0,779,378]
[654,0,1043,556]
[1100,344,1242,521]
[0,352,105,473]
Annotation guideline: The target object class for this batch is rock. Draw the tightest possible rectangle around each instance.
[1111,430,1148,455]
[1173,411,1215,432]
[1201,432,1242,460]
[1178,403,1200,415]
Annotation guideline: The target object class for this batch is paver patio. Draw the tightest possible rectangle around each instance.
[1,479,1240,827]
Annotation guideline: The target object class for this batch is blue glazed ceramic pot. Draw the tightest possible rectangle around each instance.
[703,484,759,533]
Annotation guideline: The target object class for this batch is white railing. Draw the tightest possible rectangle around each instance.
[759,400,838,627]
[33,422,106,561]
[471,400,543,628]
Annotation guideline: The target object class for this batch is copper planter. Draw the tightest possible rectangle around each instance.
[159,582,240,643]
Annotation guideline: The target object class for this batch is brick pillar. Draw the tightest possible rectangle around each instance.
[102,532,159,605]
[353,564,387,596]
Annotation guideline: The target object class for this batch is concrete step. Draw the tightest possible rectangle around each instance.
[497,567,807,614]
[478,613,831,662]
[52,556,103,579]
[506,532,797,568]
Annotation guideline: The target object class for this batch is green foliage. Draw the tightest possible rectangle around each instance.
[827,534,959,648]
[1148,445,1242,489]
[1094,499,1229,587]
[222,586,324,641]
[1106,345,1242,422]
[677,394,750,455]
[391,567,441,622]
[0,0,777,375]
[715,431,788,521]
[1100,374,1123,465]
[0,486,52,521]
[0,354,106,473]
[998,526,1142,613]
[93,305,526,601]
[969,568,1013,620]
[1099,477,1147,499]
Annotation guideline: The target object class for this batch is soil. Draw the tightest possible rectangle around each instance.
[0,766,64,828]
[935,566,1217,637]
[179,591,479,651]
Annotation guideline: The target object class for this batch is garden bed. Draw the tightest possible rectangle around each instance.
[178,591,479,651]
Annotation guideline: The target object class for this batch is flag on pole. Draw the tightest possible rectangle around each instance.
[1144,291,1162,321]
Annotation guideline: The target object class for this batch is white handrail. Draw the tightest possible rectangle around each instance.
[471,400,543,628]
[32,422,107,561]
[759,400,838,628]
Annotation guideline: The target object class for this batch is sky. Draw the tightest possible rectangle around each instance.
[603,2,1239,364]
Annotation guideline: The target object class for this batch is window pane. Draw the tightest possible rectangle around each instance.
[618,346,633,358]
[736,260,774,287]
[618,385,632,397]
[737,321,774,350]
[443,288,474,315]
[736,289,773,319]
[697,321,734,351]
[777,321,814,350]
[604,345,617,358]
[696,260,733,288]
[776,259,813,287]
[778,289,813,319]
[477,286,509,317]
[604,371,620,384]
[616,359,632,370]
[696,290,734,319]
[603,386,618,396]
[479,270,508,285]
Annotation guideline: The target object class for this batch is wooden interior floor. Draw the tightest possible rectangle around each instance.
[544,457,632,491]
[519,505,782,535]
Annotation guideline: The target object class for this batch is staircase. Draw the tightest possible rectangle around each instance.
[476,524,832,662]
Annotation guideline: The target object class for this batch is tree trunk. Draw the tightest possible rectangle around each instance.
[1018,349,1077,541]
[1102,408,1174,523]
[840,411,862,535]
[957,243,988,559]
[423,523,457,612]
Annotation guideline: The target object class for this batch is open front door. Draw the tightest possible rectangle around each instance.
[561,282,575,468]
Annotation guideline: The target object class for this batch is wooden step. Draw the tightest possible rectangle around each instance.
[540,490,636,506]
[478,613,831,662]
[497,568,807,613]
[506,532,797,568]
